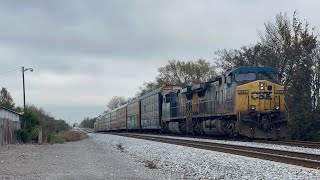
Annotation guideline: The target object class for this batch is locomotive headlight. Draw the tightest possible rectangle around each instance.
[259,82,265,90]
[250,105,256,111]
[275,105,280,110]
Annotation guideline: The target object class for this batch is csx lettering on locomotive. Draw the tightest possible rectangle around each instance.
[251,91,272,100]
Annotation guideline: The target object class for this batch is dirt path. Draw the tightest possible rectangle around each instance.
[0,137,166,180]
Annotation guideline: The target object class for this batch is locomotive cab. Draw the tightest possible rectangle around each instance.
[231,67,287,139]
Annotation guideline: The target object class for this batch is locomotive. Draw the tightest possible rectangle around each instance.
[95,66,287,139]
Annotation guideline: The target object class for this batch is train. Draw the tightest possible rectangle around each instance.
[94,66,288,139]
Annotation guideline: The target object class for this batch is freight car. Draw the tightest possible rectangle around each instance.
[95,66,287,139]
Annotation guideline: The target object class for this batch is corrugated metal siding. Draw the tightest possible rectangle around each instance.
[0,108,22,145]
[105,112,111,131]
[0,118,21,145]
[0,109,20,122]
[95,116,102,131]
[140,85,181,129]
[127,101,140,129]
[117,105,127,130]
[141,93,161,129]
[100,115,107,131]
[110,110,117,130]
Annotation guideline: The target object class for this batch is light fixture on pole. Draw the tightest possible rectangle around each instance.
[22,66,33,112]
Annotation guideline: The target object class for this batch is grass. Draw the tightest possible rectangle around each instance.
[57,131,89,142]
[50,135,65,144]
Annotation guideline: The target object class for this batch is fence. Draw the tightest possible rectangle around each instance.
[0,118,21,145]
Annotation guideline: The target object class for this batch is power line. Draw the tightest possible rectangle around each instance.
[0,67,21,79]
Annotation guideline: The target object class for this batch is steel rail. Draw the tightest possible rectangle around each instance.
[254,140,320,149]
[111,133,320,169]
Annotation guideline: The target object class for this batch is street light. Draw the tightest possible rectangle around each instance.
[22,66,33,112]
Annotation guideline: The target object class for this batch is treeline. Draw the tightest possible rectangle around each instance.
[214,12,320,141]
[79,117,97,129]
[0,87,70,143]
[103,12,320,141]
[102,60,217,111]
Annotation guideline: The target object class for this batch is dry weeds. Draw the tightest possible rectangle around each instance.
[116,143,125,152]
[143,160,157,169]
[57,131,89,142]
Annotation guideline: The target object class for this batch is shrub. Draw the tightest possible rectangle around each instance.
[14,128,38,143]
[15,129,29,143]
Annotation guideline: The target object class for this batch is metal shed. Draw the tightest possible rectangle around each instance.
[0,106,22,145]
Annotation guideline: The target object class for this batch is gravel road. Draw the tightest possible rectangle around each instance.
[2,133,320,180]
[0,136,171,180]
[92,133,320,179]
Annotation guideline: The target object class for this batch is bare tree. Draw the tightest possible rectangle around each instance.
[137,59,216,96]
[107,96,127,110]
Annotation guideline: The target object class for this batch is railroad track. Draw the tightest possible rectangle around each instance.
[254,140,320,149]
[79,128,94,133]
[110,133,320,169]
[109,131,320,149]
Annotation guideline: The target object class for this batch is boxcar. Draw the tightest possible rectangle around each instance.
[140,85,181,130]
[110,109,118,130]
[104,111,111,131]
[127,98,140,130]
[117,104,127,130]
[95,115,102,132]
[100,113,107,131]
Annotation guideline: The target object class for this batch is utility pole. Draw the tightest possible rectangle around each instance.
[22,66,26,112]
[22,66,33,112]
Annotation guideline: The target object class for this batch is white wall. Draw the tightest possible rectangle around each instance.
[0,109,21,122]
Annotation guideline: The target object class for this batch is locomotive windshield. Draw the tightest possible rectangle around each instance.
[235,72,256,81]
[235,72,278,82]
[257,72,278,82]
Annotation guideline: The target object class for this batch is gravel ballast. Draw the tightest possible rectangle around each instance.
[93,133,320,179]
[140,133,320,155]
[1,133,320,179]
[0,137,169,180]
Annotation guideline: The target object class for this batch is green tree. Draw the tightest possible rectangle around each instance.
[287,14,317,140]
[16,105,71,143]
[79,117,97,128]
[17,109,41,142]
[215,12,319,140]
[0,87,15,109]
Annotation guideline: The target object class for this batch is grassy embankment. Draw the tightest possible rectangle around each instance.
[48,131,89,144]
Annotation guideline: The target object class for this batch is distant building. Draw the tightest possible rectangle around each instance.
[0,106,22,145]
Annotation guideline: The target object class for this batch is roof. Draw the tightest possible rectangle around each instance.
[227,66,278,75]
[127,97,140,105]
[140,85,181,100]
[0,106,23,116]
[117,103,128,110]
[140,86,165,100]
[110,103,128,113]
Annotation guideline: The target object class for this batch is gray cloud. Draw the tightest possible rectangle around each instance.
[0,0,320,124]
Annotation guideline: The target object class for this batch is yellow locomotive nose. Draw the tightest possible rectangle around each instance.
[235,79,286,139]
[237,80,284,112]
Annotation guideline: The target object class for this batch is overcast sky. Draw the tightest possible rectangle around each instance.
[0,0,319,125]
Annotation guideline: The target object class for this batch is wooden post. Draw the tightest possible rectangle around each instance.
[38,126,42,144]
